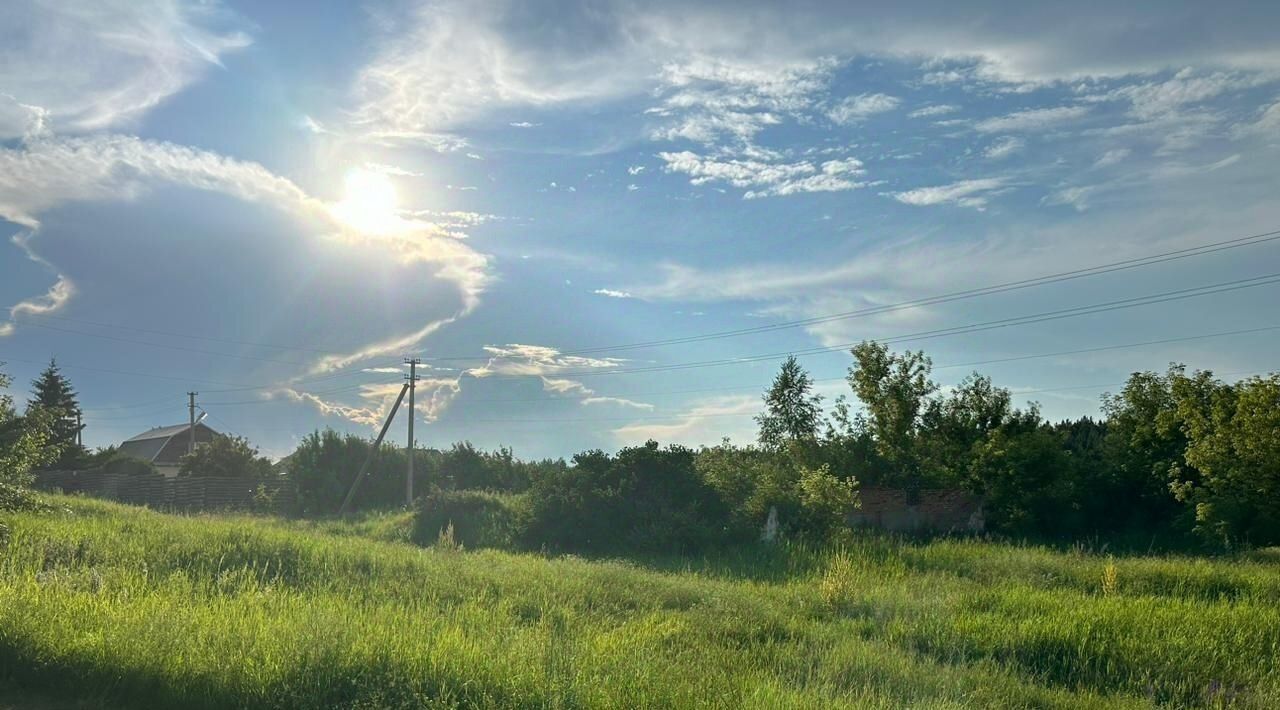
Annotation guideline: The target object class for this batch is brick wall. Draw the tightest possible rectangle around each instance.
[847,488,984,533]
[32,470,296,514]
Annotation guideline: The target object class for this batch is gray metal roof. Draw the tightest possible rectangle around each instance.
[124,424,203,443]
[118,423,220,463]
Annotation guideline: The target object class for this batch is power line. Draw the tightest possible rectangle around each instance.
[9,227,1280,368]
[464,271,1280,380]
[426,226,1280,360]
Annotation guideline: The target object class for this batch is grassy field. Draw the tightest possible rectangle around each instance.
[2,497,1279,708]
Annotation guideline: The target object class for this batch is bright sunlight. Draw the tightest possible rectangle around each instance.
[331,168,403,236]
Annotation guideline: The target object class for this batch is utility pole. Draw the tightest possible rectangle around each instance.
[339,383,409,516]
[76,411,82,447]
[188,391,198,455]
[405,357,420,507]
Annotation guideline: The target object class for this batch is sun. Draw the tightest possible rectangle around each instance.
[332,168,403,235]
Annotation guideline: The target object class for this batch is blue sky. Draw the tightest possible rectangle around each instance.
[2,0,1279,460]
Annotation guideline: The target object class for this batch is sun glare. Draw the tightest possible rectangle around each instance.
[332,168,402,235]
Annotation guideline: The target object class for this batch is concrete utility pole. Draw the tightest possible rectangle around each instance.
[76,411,82,447]
[405,357,421,507]
[188,391,198,455]
[339,382,409,516]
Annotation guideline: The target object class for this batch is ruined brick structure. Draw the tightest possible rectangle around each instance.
[847,488,984,533]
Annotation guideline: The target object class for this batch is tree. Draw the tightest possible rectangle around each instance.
[1098,367,1192,535]
[847,341,937,484]
[921,372,1012,483]
[178,434,273,479]
[1,363,57,512]
[1171,373,1280,547]
[26,358,85,468]
[756,356,824,451]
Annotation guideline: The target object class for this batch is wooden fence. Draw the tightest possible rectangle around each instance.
[32,470,296,514]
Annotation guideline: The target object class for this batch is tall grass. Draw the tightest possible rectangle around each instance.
[1,496,1278,708]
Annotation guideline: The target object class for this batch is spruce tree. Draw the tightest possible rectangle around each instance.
[27,358,85,466]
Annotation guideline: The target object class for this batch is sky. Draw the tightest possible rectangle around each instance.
[1,0,1279,461]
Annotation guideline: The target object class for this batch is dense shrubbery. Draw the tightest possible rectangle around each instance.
[412,488,519,549]
[517,442,736,554]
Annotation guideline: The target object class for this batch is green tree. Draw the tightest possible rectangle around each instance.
[1099,367,1191,535]
[1,363,57,512]
[921,372,1012,483]
[1171,373,1280,547]
[179,434,273,479]
[756,356,824,452]
[26,358,85,468]
[847,341,937,484]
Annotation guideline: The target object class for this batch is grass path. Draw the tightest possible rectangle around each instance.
[2,497,1278,708]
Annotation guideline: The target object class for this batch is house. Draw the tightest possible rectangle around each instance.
[118,422,220,478]
[847,488,985,533]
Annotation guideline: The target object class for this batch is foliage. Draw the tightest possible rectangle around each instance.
[519,441,734,554]
[413,487,520,549]
[1172,373,1280,547]
[178,434,273,479]
[101,453,159,477]
[1,365,58,504]
[756,355,824,452]
[25,358,86,468]
[846,341,937,483]
[4,496,1280,708]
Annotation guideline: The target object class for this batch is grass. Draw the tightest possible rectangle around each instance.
[1,497,1278,708]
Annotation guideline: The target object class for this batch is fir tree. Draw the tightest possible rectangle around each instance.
[27,358,85,467]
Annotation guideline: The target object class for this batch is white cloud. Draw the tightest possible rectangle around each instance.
[984,136,1025,160]
[908,104,959,118]
[542,376,653,410]
[0,134,491,360]
[1042,185,1097,211]
[0,0,250,138]
[582,396,654,410]
[886,177,1010,210]
[1101,70,1264,120]
[1093,148,1131,168]
[347,0,1280,151]
[509,121,541,128]
[827,93,900,124]
[627,165,645,175]
[467,344,625,378]
[974,106,1090,133]
[1233,98,1280,138]
[612,395,757,447]
[594,288,634,298]
[659,150,868,198]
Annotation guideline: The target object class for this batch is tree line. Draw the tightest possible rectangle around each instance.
[4,345,1278,551]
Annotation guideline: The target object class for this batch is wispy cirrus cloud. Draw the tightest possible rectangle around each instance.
[0,0,250,139]
[974,106,1090,133]
[659,151,868,199]
[826,93,900,124]
[886,177,1010,210]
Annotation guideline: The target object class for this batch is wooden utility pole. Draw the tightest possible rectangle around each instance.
[188,392,198,455]
[405,357,420,507]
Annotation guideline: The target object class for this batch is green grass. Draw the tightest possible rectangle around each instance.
[2,497,1278,708]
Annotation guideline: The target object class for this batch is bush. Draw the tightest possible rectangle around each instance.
[519,441,735,554]
[101,454,159,477]
[412,488,519,549]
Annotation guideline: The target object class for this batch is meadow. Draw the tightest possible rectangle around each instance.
[2,496,1279,709]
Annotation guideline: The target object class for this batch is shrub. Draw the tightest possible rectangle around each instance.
[517,441,737,554]
[412,488,519,549]
[101,454,159,477]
